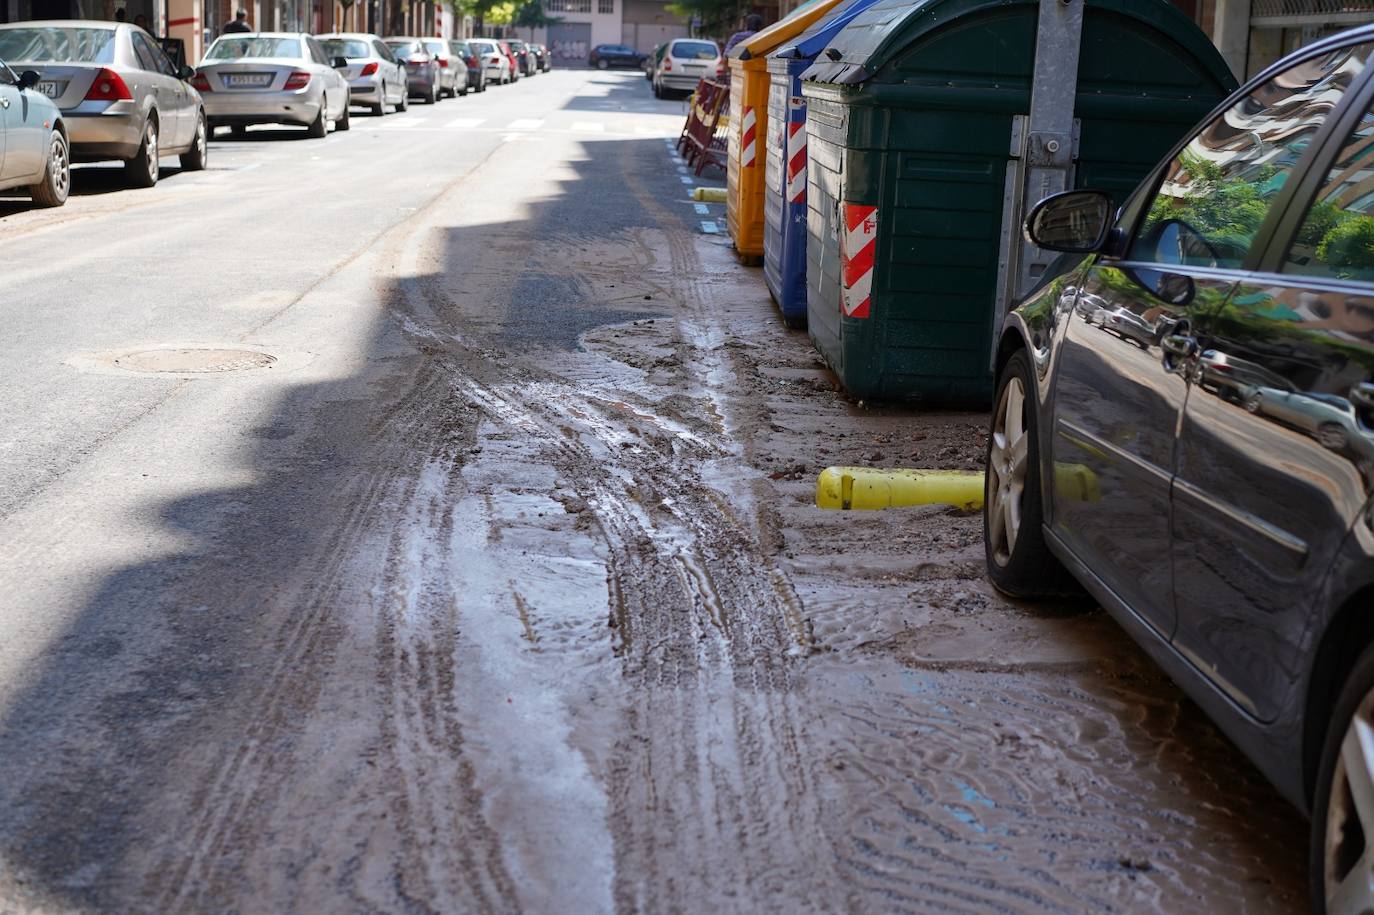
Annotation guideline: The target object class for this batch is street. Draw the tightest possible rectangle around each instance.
[0,68,1307,913]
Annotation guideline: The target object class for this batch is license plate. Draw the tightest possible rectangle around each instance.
[225,73,272,87]
[36,81,60,97]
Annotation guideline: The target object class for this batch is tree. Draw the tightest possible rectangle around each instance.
[513,0,560,40]
[665,0,743,37]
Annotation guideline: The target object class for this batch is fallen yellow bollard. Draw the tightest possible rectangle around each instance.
[816,467,984,511]
[692,186,727,203]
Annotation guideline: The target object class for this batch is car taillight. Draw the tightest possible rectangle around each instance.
[715,60,725,76]
[360,61,378,76]
[490,55,500,63]
[189,71,212,92]
[408,56,427,65]
[663,58,672,71]
[84,67,132,101]
[438,58,449,67]
[284,71,310,90]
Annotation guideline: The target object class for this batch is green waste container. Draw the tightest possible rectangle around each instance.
[800,0,1236,404]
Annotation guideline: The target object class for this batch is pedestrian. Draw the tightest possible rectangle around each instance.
[114,7,126,21]
[133,13,149,30]
[222,9,251,32]
[724,13,763,54]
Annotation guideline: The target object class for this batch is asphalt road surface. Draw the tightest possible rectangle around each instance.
[0,69,1309,913]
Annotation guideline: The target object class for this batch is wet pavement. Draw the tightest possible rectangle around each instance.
[0,70,1307,913]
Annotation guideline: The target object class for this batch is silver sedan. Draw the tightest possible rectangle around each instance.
[0,58,68,206]
[0,21,206,188]
[319,33,406,116]
[196,32,351,138]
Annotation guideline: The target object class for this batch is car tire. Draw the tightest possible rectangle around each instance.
[1310,642,1374,915]
[983,348,1077,599]
[597,58,608,70]
[398,90,409,112]
[124,116,159,188]
[336,99,351,132]
[306,106,327,138]
[652,78,662,99]
[28,128,69,208]
[425,83,437,104]
[179,111,208,171]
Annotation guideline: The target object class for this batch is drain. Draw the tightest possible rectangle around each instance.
[114,348,277,374]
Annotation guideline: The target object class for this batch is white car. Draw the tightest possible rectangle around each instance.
[0,58,68,206]
[195,32,351,138]
[651,38,721,98]
[467,39,510,85]
[319,32,406,116]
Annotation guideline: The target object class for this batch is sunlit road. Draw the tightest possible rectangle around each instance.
[0,68,1309,914]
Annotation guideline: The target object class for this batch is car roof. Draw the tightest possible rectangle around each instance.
[212,31,309,39]
[0,19,120,28]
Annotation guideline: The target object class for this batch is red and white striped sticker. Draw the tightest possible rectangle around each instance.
[740,105,757,168]
[840,203,878,319]
[785,121,807,204]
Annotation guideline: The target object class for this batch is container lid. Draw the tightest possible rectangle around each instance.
[729,0,851,61]
[801,0,1235,87]
[770,0,885,61]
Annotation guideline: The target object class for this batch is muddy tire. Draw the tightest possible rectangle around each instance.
[983,348,1075,599]
[28,128,69,207]
[1311,643,1374,915]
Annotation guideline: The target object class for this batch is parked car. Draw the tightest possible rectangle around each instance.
[589,44,642,70]
[650,38,720,98]
[643,43,661,79]
[1096,304,1155,349]
[0,21,206,188]
[984,27,1374,911]
[418,37,463,98]
[383,37,439,104]
[533,43,549,72]
[319,32,407,116]
[468,38,509,85]
[196,32,351,137]
[506,38,535,76]
[449,39,485,93]
[0,57,68,206]
[497,40,519,82]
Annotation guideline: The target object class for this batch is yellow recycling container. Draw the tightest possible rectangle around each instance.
[727,0,846,263]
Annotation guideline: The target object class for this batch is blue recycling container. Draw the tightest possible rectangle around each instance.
[763,0,882,328]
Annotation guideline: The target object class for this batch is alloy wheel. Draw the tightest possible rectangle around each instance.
[50,133,69,199]
[145,120,159,182]
[986,374,1029,566]
[1325,689,1374,914]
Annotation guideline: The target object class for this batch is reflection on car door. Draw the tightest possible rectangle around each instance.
[131,30,187,147]
[1173,55,1374,722]
[1050,42,1371,639]
[0,75,13,180]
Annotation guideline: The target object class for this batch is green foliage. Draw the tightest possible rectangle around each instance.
[513,0,559,28]
[1317,215,1374,278]
[665,0,741,36]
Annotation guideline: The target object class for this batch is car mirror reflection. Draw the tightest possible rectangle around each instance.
[1024,189,1113,254]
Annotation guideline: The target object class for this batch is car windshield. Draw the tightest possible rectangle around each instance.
[206,36,302,59]
[386,40,419,56]
[420,40,445,54]
[451,43,470,55]
[671,41,717,60]
[321,38,369,58]
[0,26,117,63]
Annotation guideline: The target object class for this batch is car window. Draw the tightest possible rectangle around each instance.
[130,31,159,72]
[671,40,716,59]
[385,40,418,57]
[421,39,444,56]
[322,38,369,58]
[306,37,329,65]
[373,40,394,62]
[1284,97,1374,282]
[0,26,117,63]
[146,36,178,76]
[206,36,303,59]
[1131,42,1374,270]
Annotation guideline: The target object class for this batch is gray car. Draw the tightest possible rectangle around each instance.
[0,21,206,188]
[383,38,439,104]
[418,37,463,98]
[0,58,68,206]
[319,33,407,117]
[196,32,351,138]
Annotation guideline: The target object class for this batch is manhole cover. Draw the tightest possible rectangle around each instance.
[115,348,277,374]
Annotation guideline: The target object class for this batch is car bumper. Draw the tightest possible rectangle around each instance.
[405,74,433,92]
[347,75,383,96]
[659,73,704,90]
[204,91,321,126]
[62,102,143,160]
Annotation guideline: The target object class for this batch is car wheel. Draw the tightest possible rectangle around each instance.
[179,111,208,171]
[28,128,69,207]
[652,78,662,99]
[124,116,159,188]
[306,105,327,138]
[1319,423,1348,450]
[398,90,409,112]
[1244,393,1261,414]
[983,348,1075,598]
[426,83,437,104]
[597,59,608,70]
[1311,643,1374,915]
[336,98,351,131]
[372,89,387,116]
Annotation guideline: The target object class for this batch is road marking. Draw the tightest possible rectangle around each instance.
[679,175,694,184]
[447,117,485,129]
[700,220,719,233]
[384,119,423,129]
[694,203,709,214]
[571,121,605,132]
[508,118,543,129]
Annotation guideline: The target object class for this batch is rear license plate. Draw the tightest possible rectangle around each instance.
[225,73,273,87]
[36,81,60,97]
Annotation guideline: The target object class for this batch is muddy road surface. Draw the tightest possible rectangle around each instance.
[0,70,1305,913]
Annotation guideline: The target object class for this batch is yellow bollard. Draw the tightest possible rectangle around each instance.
[815,467,984,511]
[692,186,728,203]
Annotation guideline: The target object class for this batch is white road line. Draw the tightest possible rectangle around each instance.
[679,175,695,184]
[447,117,486,129]
[508,118,544,129]
[571,121,605,132]
[694,203,709,214]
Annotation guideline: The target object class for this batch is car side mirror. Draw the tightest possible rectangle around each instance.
[1024,189,1113,253]
[16,69,40,91]
[331,56,348,69]
[177,64,195,80]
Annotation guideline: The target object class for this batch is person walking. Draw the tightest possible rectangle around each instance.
[222,9,252,32]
